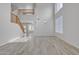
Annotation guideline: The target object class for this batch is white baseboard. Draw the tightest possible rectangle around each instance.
[0,36,20,47]
[55,33,79,48]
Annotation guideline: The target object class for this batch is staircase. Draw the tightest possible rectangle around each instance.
[11,3,35,37]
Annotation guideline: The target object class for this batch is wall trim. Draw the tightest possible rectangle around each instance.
[55,34,79,49]
[0,36,20,47]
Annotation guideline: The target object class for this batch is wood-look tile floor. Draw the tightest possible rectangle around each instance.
[0,36,79,55]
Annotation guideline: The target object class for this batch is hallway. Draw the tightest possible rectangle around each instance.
[0,36,79,55]
[0,3,79,55]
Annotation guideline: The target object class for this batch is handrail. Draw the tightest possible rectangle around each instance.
[11,13,25,33]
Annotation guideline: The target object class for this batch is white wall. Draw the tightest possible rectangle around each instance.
[0,3,21,45]
[19,3,54,36]
[55,3,79,48]
[34,3,54,36]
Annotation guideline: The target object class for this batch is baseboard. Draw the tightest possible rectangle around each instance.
[0,36,20,47]
[55,33,79,49]
[34,35,55,37]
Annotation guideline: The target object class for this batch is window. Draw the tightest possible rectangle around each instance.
[55,3,63,13]
[55,16,63,33]
[28,24,34,32]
